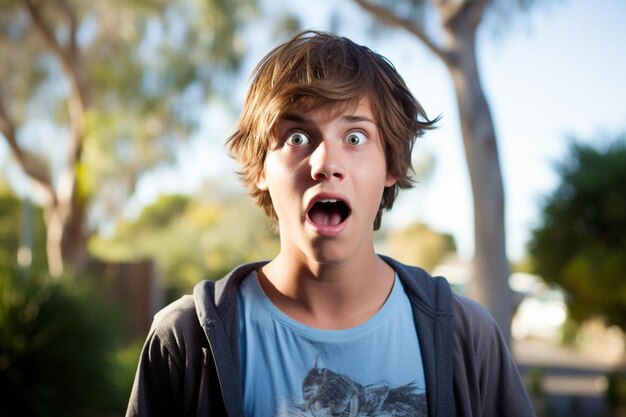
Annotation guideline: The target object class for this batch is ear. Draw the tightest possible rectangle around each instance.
[256,171,268,191]
[384,173,397,187]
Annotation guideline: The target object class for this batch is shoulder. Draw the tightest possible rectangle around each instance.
[383,255,454,315]
[149,262,247,337]
[450,298,535,415]
[147,295,206,357]
[452,294,498,331]
[451,293,514,376]
[151,295,197,331]
[452,294,503,345]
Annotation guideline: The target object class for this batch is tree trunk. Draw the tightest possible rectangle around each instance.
[17,0,90,278]
[2,94,89,279]
[352,0,514,345]
[44,194,87,277]
[443,17,512,344]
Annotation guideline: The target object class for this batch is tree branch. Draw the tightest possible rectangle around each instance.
[437,0,489,31]
[22,0,87,176]
[21,0,73,74]
[0,95,56,203]
[437,0,468,27]
[470,0,490,30]
[57,0,79,55]
[352,0,450,62]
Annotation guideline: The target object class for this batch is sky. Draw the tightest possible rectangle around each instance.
[3,0,626,264]
[377,0,626,262]
[286,0,626,262]
[154,0,626,262]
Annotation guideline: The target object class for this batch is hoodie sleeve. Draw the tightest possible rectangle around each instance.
[452,296,536,417]
[125,295,205,417]
[125,326,184,417]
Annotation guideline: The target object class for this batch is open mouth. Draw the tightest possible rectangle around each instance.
[307,199,351,227]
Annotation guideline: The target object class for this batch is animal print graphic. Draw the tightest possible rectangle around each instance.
[276,360,427,417]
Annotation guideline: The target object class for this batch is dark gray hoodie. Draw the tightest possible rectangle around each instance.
[126,257,535,417]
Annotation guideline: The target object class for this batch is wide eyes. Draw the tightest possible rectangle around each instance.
[345,131,367,146]
[285,132,311,146]
[284,131,368,146]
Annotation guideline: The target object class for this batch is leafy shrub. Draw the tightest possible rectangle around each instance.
[0,265,124,416]
[530,140,626,332]
[109,340,144,411]
[607,370,626,409]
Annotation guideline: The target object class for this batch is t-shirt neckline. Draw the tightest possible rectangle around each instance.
[245,270,402,341]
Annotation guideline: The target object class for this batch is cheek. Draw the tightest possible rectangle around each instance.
[356,161,390,189]
[265,162,297,191]
[265,151,307,187]
[263,159,302,208]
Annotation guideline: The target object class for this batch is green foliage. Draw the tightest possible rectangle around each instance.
[0,188,22,265]
[527,366,545,398]
[382,221,456,273]
[0,0,257,230]
[0,265,126,416]
[0,183,47,270]
[89,186,280,300]
[348,0,543,40]
[109,340,145,411]
[529,138,626,331]
[607,370,626,408]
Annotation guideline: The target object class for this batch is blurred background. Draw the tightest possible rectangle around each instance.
[1,0,625,416]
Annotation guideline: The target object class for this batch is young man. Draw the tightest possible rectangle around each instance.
[126,31,535,417]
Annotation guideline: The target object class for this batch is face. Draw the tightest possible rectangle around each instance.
[257,97,396,266]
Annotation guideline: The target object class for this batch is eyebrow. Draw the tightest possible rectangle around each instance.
[343,115,376,125]
[281,113,310,123]
[280,113,377,125]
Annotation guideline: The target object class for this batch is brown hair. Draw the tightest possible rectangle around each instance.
[228,30,438,230]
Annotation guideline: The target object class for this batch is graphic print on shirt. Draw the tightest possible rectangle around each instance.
[276,358,427,417]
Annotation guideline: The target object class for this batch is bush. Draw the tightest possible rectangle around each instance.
[0,265,126,416]
[607,370,626,411]
[109,340,144,411]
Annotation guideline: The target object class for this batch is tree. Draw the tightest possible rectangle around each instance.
[348,0,541,343]
[0,0,255,276]
[0,180,47,269]
[0,264,123,416]
[89,185,280,300]
[383,221,455,273]
[529,138,626,333]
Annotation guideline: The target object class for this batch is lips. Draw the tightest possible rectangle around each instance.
[306,195,351,233]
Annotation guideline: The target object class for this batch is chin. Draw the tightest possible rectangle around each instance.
[306,239,358,266]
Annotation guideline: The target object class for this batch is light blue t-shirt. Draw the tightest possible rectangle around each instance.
[238,271,428,417]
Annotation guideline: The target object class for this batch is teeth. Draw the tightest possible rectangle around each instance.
[319,199,338,203]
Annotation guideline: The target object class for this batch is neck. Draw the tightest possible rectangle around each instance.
[258,251,395,330]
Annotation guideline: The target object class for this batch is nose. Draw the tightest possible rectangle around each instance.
[309,140,345,181]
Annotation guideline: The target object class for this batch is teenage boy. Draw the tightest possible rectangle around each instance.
[126,31,535,417]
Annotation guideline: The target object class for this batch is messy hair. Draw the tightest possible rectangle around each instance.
[227,30,438,230]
